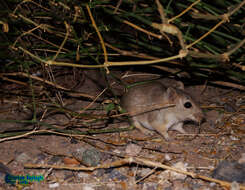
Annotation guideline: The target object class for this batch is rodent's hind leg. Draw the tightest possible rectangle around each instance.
[132,119,155,136]
[171,122,186,134]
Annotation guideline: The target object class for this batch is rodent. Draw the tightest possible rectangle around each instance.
[121,81,204,140]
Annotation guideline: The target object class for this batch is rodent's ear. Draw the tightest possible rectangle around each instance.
[166,87,178,103]
[176,81,184,90]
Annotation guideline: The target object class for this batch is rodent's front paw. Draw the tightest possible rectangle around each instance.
[163,133,171,141]
[133,121,155,136]
[153,124,170,141]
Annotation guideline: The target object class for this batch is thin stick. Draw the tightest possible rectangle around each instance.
[169,0,201,23]
[225,38,245,57]
[52,21,70,61]
[45,53,185,67]
[155,0,167,23]
[209,81,245,90]
[86,4,109,74]
[78,88,107,115]
[187,20,226,49]
[123,20,162,39]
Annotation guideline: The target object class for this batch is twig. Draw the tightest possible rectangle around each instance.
[187,20,226,49]
[155,0,167,24]
[113,0,123,14]
[79,88,107,114]
[0,75,29,87]
[225,38,245,57]
[52,21,70,61]
[169,0,201,23]
[232,63,245,71]
[209,81,245,91]
[45,52,187,67]
[123,20,162,40]
[0,21,9,32]
[18,47,45,64]
[86,4,109,74]
[105,42,159,60]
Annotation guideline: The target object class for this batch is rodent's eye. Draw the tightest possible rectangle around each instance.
[184,102,192,108]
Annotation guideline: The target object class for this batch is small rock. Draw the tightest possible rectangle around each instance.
[70,138,79,144]
[82,149,101,167]
[160,180,172,189]
[236,97,245,107]
[64,171,75,181]
[113,149,122,154]
[77,172,90,179]
[209,182,216,188]
[94,168,106,177]
[48,156,61,165]
[194,186,211,190]
[138,168,152,177]
[238,153,245,164]
[159,162,188,181]
[34,153,46,164]
[142,182,158,190]
[231,181,240,190]
[172,180,190,190]
[0,174,5,184]
[72,147,86,159]
[125,143,142,156]
[104,168,114,174]
[15,153,31,164]
[49,182,59,188]
[165,154,172,161]
[83,185,95,190]
[0,162,11,174]
[229,135,239,141]
[223,102,237,113]
[107,169,127,181]
[212,161,245,183]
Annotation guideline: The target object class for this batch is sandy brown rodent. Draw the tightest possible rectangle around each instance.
[121,81,204,140]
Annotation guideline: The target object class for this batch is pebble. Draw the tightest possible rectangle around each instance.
[82,149,101,167]
[77,172,90,179]
[236,97,245,106]
[49,182,59,188]
[172,180,190,190]
[48,156,61,165]
[125,143,142,156]
[83,185,95,190]
[142,182,158,190]
[107,169,127,181]
[212,160,245,183]
[34,153,46,164]
[223,102,237,113]
[15,153,31,164]
[238,153,245,164]
[231,181,240,190]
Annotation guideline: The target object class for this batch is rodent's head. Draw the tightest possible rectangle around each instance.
[166,87,204,123]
